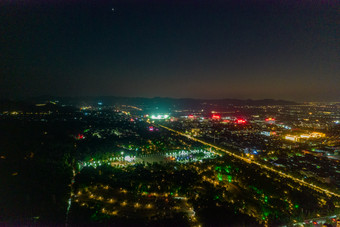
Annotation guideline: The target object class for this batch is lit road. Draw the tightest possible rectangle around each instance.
[65,169,76,227]
[293,214,339,226]
[156,124,340,199]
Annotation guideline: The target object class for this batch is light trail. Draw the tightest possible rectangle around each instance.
[157,124,340,198]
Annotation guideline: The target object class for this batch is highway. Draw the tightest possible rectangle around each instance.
[157,124,340,199]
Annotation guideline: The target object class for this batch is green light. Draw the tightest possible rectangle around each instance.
[224,166,231,173]
[294,204,299,208]
[264,196,268,203]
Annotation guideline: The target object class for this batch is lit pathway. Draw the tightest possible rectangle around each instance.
[157,124,340,198]
[65,169,76,227]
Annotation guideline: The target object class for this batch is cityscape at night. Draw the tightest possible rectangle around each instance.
[1,0,339,227]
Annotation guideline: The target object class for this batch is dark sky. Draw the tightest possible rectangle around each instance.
[1,0,339,101]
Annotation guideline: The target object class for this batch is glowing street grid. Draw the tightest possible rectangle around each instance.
[66,109,340,226]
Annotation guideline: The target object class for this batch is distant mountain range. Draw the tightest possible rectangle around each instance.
[37,96,298,106]
[0,99,76,113]
[0,96,297,112]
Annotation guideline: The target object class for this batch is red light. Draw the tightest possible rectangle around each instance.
[265,118,275,121]
[313,221,317,225]
[223,120,230,123]
[148,126,154,131]
[130,118,134,122]
[76,134,84,140]
[188,115,194,119]
[212,114,220,120]
[237,119,246,124]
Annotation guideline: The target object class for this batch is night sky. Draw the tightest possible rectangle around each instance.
[1,0,339,101]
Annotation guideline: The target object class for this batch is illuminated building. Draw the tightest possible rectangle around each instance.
[261,131,276,136]
[236,119,246,124]
[300,132,326,139]
[265,117,276,124]
[188,115,195,119]
[149,114,170,120]
[285,135,299,142]
[285,131,325,142]
[212,114,221,120]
